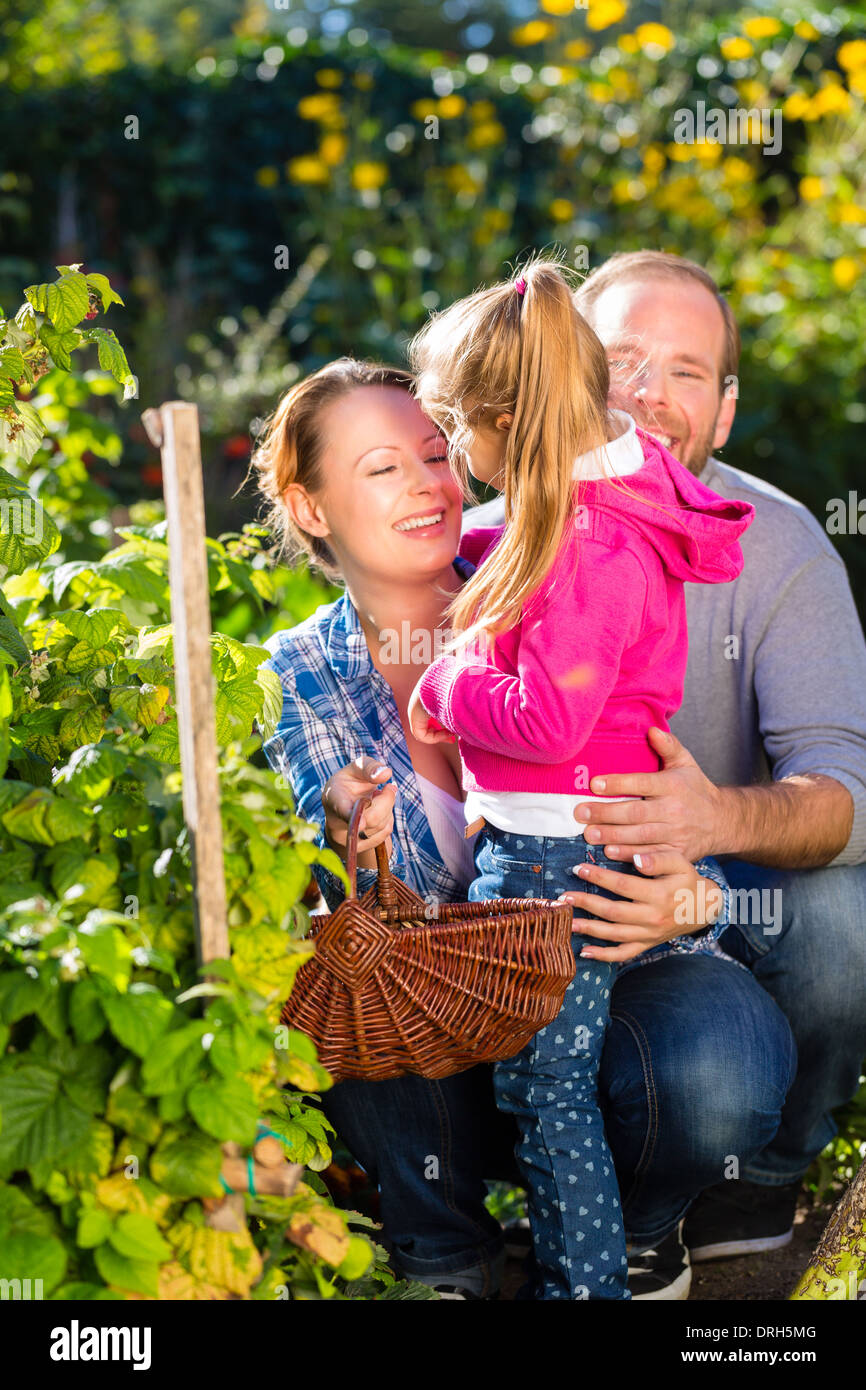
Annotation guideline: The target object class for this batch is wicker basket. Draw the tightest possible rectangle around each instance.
[281,795,576,1081]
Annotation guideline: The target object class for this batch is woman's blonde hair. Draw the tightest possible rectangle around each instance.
[409,256,611,643]
[250,357,415,580]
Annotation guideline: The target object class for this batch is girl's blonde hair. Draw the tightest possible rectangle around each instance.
[250,357,415,580]
[409,256,611,642]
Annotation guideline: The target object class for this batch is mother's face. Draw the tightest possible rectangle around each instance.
[294,385,463,584]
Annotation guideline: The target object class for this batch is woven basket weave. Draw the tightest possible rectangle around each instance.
[281,794,575,1081]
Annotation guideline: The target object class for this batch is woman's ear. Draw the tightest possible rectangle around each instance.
[283,482,330,539]
[494,412,514,434]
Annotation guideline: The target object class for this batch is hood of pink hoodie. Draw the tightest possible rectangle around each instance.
[579,428,754,583]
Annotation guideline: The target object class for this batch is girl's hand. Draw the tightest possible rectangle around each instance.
[555,848,724,964]
[322,756,396,860]
[407,678,455,744]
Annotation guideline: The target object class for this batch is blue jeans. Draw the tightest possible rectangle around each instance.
[469,826,630,1300]
[323,859,866,1292]
[717,859,866,1185]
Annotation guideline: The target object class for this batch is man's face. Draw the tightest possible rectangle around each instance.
[581,277,737,475]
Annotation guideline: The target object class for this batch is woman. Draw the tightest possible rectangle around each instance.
[255,358,796,1300]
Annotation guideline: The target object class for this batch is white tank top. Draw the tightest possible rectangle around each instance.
[414,773,477,890]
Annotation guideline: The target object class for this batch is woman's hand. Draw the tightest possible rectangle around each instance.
[407,677,455,744]
[322,755,396,863]
[555,848,724,964]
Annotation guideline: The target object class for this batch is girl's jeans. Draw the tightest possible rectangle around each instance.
[469,824,633,1301]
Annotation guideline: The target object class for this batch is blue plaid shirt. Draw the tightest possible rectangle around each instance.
[261,560,736,971]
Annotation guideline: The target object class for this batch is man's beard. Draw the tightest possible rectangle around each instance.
[630,406,719,476]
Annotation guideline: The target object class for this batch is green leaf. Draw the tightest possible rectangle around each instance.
[46,795,91,843]
[77,1208,113,1249]
[0,1232,68,1292]
[0,1066,91,1176]
[149,1132,224,1198]
[109,1212,172,1263]
[105,1085,162,1146]
[110,682,170,729]
[94,1242,160,1297]
[101,985,174,1057]
[46,271,90,332]
[83,327,133,386]
[0,970,47,1024]
[75,916,133,990]
[51,847,118,908]
[39,324,79,371]
[337,1234,375,1281]
[140,1020,209,1096]
[255,667,283,740]
[58,703,104,750]
[68,977,105,1043]
[187,1075,259,1145]
[0,346,25,380]
[85,273,124,311]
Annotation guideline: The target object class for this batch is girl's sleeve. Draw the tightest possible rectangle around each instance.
[418,539,650,763]
[262,662,397,910]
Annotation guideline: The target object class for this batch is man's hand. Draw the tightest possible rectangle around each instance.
[322,756,396,861]
[576,726,724,862]
[554,848,724,964]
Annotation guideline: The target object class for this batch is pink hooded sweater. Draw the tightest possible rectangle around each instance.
[418,429,755,794]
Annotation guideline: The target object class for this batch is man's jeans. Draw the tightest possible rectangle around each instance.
[322,861,865,1291]
[717,859,866,1185]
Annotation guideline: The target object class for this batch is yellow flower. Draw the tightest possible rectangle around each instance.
[720,37,753,60]
[586,0,628,32]
[838,40,866,71]
[467,121,506,149]
[642,144,666,175]
[411,99,438,119]
[743,17,782,41]
[587,81,611,103]
[351,161,387,191]
[511,20,556,45]
[319,133,348,166]
[617,34,639,54]
[438,94,467,118]
[548,197,575,221]
[541,0,575,12]
[783,91,811,121]
[612,177,645,203]
[738,79,767,105]
[444,165,482,196]
[838,201,866,225]
[666,142,695,163]
[832,256,862,291]
[470,100,497,121]
[285,156,329,185]
[809,84,853,117]
[849,69,866,99]
[315,68,343,88]
[297,92,341,120]
[564,39,592,59]
[794,21,819,41]
[694,139,723,167]
[799,176,824,202]
[353,72,375,90]
[255,166,279,188]
[634,23,675,54]
[722,156,754,184]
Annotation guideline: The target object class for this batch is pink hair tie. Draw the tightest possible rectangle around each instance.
[514,276,527,297]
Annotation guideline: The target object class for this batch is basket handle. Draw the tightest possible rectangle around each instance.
[344,793,396,907]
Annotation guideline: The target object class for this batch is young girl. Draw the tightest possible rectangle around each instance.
[406,260,754,1301]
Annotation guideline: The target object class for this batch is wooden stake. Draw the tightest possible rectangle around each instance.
[143,401,301,1230]
[143,401,229,966]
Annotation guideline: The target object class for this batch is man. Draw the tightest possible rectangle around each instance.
[465,250,866,1296]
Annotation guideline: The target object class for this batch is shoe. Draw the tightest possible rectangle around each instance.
[430,1283,499,1300]
[683,1178,800,1262]
[628,1222,692,1300]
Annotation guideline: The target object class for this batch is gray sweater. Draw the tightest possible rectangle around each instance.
[462,457,866,867]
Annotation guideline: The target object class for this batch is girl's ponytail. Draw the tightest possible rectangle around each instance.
[411,256,611,644]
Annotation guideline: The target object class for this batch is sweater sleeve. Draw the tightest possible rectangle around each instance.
[751,552,866,867]
[418,539,650,763]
